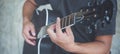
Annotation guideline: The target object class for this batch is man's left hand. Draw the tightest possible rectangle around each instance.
[47,17,75,51]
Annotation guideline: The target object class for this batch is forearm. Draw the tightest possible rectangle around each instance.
[67,36,112,54]
[23,0,37,22]
[70,41,108,54]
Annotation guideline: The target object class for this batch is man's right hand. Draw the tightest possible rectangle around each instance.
[22,19,36,46]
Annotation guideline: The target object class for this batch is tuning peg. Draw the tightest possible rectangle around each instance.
[88,2,93,7]
[80,9,83,12]
[86,9,89,12]
[105,10,108,14]
[94,14,97,18]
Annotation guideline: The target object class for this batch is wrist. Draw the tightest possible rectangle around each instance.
[66,42,80,53]
[65,42,77,53]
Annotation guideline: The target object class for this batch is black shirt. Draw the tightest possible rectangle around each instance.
[35,0,117,42]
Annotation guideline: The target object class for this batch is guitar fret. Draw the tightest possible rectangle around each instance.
[68,15,71,26]
[70,14,74,25]
[60,18,62,28]
[62,18,64,28]
[68,15,72,26]
[60,14,74,28]
[64,17,67,27]
[66,16,69,26]
[61,18,64,28]
[62,18,65,28]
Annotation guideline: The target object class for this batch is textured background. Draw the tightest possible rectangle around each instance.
[0,0,120,54]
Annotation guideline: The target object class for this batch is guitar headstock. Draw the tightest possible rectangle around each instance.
[74,7,97,23]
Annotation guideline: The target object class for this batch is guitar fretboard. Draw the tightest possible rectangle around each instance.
[60,8,96,29]
[60,13,75,28]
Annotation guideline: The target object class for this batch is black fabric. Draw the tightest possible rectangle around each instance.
[23,41,37,54]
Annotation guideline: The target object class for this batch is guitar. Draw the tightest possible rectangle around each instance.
[31,0,113,54]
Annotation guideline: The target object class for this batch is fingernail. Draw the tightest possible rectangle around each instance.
[57,17,60,22]
[32,32,36,36]
[57,17,60,20]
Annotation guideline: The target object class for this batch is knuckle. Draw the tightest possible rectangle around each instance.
[22,30,24,34]
[23,30,27,35]
[30,25,35,29]
[25,39,30,44]
[22,30,26,33]
[30,23,34,27]
[47,28,50,32]
[22,32,25,36]
[51,39,56,42]
[24,38,28,41]
[27,36,31,39]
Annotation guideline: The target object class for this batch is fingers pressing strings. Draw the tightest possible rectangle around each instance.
[47,24,56,40]
[55,17,71,35]
[56,17,63,34]
[65,27,73,37]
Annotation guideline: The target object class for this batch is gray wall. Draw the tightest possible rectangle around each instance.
[0,0,24,54]
[0,0,120,54]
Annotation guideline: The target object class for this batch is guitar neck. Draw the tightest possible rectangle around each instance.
[60,8,96,29]
[60,13,75,29]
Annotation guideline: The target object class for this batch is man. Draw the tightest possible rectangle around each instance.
[22,0,117,54]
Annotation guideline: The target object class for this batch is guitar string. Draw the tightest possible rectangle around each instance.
[68,15,71,26]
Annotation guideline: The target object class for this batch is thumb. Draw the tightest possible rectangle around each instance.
[30,25,36,36]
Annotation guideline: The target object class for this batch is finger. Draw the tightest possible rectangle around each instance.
[30,24,36,36]
[24,29,36,39]
[63,32,67,36]
[47,24,56,39]
[66,26,74,36]
[65,27,71,36]
[23,34,36,46]
[56,17,62,34]
[25,36,36,46]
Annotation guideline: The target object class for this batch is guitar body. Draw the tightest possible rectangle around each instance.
[31,0,114,54]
